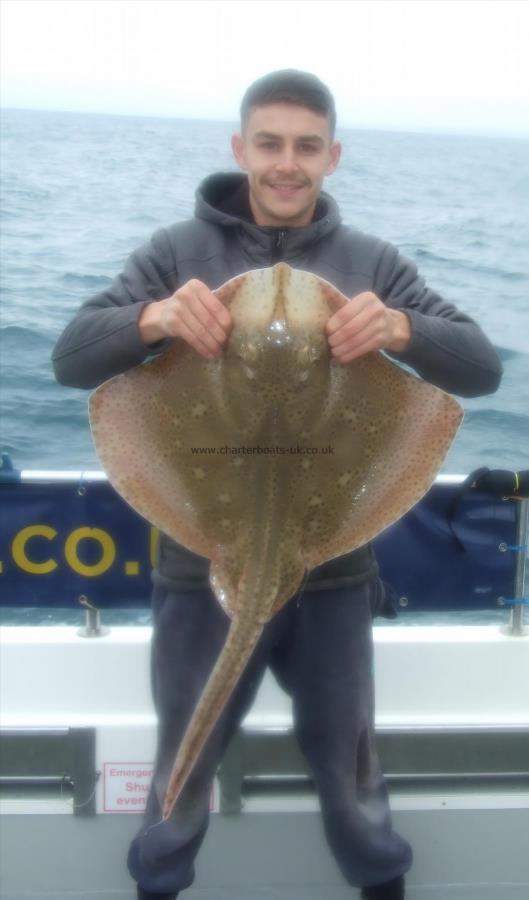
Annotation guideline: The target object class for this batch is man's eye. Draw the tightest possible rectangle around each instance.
[299,144,318,153]
[259,142,278,150]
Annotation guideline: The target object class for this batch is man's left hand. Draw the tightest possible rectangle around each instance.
[325,291,412,363]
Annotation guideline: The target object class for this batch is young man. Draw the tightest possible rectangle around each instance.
[52,70,502,900]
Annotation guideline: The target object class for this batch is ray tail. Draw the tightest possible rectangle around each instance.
[162,615,264,820]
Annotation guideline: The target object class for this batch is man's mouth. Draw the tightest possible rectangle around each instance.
[268,183,306,194]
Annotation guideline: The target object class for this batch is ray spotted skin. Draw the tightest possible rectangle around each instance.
[88,263,463,820]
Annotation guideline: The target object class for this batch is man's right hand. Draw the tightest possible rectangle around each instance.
[138,279,233,358]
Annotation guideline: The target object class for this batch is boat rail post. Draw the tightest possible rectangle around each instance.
[77,595,110,638]
[502,498,529,637]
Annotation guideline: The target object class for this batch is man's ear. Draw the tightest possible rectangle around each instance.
[326,141,342,176]
[231,133,247,170]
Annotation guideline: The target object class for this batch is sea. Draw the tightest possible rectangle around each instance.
[0,107,528,625]
[1,107,528,474]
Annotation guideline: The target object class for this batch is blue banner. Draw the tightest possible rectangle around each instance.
[0,477,519,611]
[0,480,155,608]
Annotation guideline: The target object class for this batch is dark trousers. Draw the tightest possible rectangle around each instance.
[128,578,412,893]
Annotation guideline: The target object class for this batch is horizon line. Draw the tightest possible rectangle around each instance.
[2,104,528,143]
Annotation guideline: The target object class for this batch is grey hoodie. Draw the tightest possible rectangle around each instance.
[52,172,503,593]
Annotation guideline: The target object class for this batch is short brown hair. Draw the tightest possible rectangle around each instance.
[240,69,336,139]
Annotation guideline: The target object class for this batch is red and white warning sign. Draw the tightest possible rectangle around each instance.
[104,762,153,813]
[103,762,220,813]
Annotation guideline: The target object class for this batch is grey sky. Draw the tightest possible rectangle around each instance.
[1,0,528,137]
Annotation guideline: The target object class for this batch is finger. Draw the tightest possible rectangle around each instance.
[195,283,233,333]
[176,314,218,358]
[177,284,231,351]
[158,298,210,350]
[186,295,230,347]
[179,304,226,355]
[325,293,374,335]
[332,332,384,364]
[330,319,384,356]
[328,308,385,351]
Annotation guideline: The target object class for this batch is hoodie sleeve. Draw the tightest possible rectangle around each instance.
[51,228,177,390]
[375,244,503,398]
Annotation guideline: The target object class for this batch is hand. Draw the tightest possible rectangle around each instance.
[139,279,233,358]
[325,291,411,364]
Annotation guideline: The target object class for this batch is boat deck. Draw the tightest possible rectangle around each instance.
[1,802,528,899]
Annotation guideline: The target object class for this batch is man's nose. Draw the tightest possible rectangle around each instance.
[275,148,299,171]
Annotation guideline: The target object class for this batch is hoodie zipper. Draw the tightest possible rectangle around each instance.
[270,229,287,264]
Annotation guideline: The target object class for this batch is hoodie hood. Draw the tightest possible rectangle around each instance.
[194,172,342,265]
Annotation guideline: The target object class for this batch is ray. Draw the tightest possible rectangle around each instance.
[88,263,463,820]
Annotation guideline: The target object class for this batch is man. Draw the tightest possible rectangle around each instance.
[52,70,502,900]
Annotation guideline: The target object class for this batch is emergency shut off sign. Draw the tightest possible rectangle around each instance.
[103,762,219,813]
[103,763,153,812]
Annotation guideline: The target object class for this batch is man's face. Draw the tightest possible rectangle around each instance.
[231,103,341,228]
